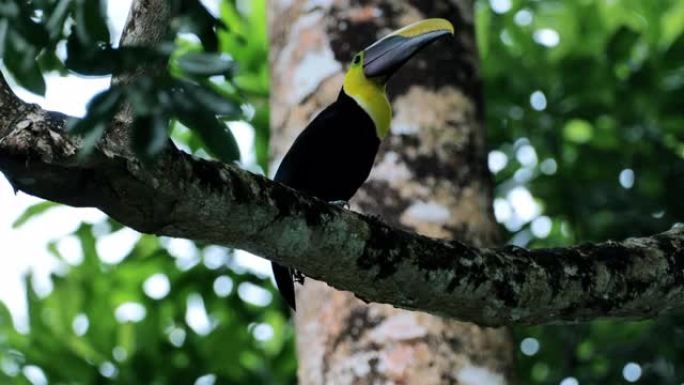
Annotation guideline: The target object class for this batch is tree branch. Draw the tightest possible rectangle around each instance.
[104,0,172,153]
[1,72,683,326]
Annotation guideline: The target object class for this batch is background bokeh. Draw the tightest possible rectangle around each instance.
[0,0,683,384]
[481,0,684,384]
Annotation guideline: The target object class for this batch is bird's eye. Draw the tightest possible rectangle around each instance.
[353,55,361,64]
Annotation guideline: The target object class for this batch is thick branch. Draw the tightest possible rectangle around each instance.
[1,77,683,326]
[107,0,172,151]
[118,0,172,48]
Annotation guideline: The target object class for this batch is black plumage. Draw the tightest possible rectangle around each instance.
[272,89,380,310]
[267,18,454,311]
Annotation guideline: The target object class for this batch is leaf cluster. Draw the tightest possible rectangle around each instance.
[1,2,287,384]
[0,0,271,164]
[478,0,684,383]
[0,220,296,385]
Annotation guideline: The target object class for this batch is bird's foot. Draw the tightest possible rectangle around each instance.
[293,270,306,284]
[329,200,350,209]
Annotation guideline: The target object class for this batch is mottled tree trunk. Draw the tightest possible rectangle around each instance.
[269,1,515,384]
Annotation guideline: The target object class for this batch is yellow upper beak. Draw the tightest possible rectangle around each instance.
[372,18,454,42]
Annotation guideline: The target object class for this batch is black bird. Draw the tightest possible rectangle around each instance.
[272,19,454,310]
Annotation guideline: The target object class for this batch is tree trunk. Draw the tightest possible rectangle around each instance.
[269,1,515,384]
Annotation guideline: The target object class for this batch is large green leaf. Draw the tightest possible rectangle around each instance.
[4,31,46,95]
[182,81,241,117]
[74,0,109,44]
[173,101,241,163]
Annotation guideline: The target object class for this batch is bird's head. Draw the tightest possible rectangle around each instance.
[343,18,454,138]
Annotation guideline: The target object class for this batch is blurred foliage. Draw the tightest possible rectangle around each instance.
[479,0,684,244]
[0,1,287,384]
[0,222,296,385]
[477,0,684,383]
[0,0,267,164]
[1,0,683,384]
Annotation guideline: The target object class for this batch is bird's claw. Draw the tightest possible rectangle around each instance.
[293,270,306,284]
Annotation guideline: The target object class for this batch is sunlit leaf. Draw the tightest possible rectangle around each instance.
[12,201,60,228]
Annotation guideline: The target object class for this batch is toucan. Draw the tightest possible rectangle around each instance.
[272,19,455,311]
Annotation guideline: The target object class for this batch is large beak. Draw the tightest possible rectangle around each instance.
[363,18,454,80]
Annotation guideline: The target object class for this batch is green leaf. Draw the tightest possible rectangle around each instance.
[11,12,49,47]
[251,104,270,171]
[88,87,124,119]
[126,80,158,116]
[12,201,60,228]
[67,88,123,137]
[172,91,240,162]
[178,81,240,117]
[180,114,240,163]
[66,88,124,153]
[0,300,14,328]
[45,0,72,39]
[132,114,170,159]
[606,26,640,64]
[173,0,223,51]
[36,50,66,73]
[177,52,235,77]
[65,31,158,76]
[0,3,20,17]
[74,0,109,44]
[0,19,8,58]
[4,32,46,95]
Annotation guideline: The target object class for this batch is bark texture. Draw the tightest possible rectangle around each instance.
[269,1,515,384]
[2,68,684,327]
[1,0,683,335]
[107,0,172,152]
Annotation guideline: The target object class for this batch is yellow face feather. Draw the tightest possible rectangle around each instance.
[342,52,391,139]
[341,18,454,139]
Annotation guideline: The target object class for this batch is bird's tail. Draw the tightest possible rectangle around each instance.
[272,261,296,311]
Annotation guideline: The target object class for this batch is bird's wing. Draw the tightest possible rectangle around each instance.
[273,102,341,188]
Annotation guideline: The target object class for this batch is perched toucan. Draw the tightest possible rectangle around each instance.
[272,19,455,310]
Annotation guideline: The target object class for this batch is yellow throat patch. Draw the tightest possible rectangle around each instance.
[342,52,391,139]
